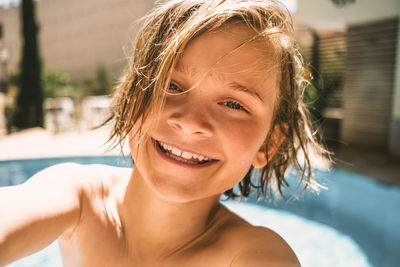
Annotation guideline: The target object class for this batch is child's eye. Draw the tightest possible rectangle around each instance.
[168,82,183,93]
[222,101,249,113]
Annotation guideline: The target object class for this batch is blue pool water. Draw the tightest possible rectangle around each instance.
[1,156,399,267]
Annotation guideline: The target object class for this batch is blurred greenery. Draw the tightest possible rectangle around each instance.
[42,68,78,99]
[10,68,78,99]
[9,64,113,99]
[10,64,112,96]
[13,0,43,129]
[304,54,344,111]
[331,0,356,7]
[303,34,345,122]
[83,65,112,96]
[6,65,112,132]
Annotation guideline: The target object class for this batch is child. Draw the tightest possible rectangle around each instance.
[1,0,325,266]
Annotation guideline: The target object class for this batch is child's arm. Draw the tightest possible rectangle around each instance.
[0,163,84,265]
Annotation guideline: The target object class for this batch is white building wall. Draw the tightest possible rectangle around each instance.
[0,0,155,80]
[0,6,20,75]
[36,0,155,80]
[294,0,399,29]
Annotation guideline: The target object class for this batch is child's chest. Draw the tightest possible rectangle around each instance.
[59,229,234,267]
[58,207,128,267]
[58,204,236,267]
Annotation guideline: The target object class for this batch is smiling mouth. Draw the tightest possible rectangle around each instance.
[154,139,216,165]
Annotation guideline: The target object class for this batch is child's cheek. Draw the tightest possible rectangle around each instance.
[223,123,266,157]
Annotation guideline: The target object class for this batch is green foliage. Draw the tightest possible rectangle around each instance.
[319,53,345,108]
[85,65,112,96]
[8,71,19,87]
[42,68,77,98]
[305,83,318,100]
[13,0,43,129]
[10,68,78,99]
[303,47,345,122]
[331,0,356,7]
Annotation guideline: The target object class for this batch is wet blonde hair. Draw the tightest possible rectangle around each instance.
[108,0,327,199]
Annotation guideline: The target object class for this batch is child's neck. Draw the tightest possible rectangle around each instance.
[118,167,223,262]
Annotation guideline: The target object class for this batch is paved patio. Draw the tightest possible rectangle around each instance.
[0,127,127,161]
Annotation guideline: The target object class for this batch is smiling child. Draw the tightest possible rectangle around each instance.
[0,0,326,266]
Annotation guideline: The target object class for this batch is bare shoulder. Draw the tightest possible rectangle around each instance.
[218,207,300,267]
[27,162,130,192]
[0,162,130,265]
[78,163,131,198]
[40,163,131,243]
[229,225,300,267]
[27,162,131,225]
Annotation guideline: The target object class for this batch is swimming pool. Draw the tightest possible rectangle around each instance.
[1,156,399,267]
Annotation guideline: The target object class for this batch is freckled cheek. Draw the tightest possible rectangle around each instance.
[218,119,268,160]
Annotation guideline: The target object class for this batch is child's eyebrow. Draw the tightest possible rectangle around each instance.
[227,81,264,103]
[175,62,264,103]
[175,62,194,76]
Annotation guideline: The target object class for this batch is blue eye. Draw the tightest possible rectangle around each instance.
[223,101,249,113]
[168,82,183,93]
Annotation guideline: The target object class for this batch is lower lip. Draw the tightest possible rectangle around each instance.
[152,139,217,169]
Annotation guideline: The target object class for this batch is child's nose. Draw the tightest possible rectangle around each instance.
[166,103,213,138]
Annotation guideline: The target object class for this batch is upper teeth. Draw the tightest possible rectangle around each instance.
[159,141,210,161]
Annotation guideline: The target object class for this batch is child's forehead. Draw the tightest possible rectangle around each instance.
[185,22,280,65]
[173,23,280,102]
[178,23,279,75]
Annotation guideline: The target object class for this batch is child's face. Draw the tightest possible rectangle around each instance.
[130,23,279,202]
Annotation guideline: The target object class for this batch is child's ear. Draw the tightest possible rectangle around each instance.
[252,124,286,168]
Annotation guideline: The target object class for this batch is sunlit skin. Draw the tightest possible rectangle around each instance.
[131,23,278,203]
[0,23,300,267]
